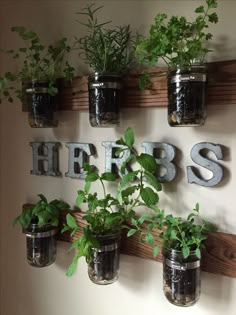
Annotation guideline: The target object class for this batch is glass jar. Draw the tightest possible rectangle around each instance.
[25,224,58,267]
[23,80,58,128]
[162,248,201,307]
[88,233,121,285]
[88,73,122,127]
[168,65,207,127]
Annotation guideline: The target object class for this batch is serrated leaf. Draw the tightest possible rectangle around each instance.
[119,170,139,189]
[144,171,162,192]
[141,187,159,206]
[127,229,137,237]
[124,127,134,147]
[195,6,205,13]
[137,154,157,173]
[121,186,137,198]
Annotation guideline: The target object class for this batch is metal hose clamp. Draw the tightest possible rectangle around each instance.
[165,258,200,271]
[171,73,206,84]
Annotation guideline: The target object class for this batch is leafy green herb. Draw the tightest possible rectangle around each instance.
[62,127,162,276]
[130,203,216,259]
[75,3,135,73]
[13,194,70,228]
[136,0,218,87]
[0,26,75,103]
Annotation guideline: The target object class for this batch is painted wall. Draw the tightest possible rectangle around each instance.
[1,1,236,314]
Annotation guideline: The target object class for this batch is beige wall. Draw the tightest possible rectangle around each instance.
[1,1,236,314]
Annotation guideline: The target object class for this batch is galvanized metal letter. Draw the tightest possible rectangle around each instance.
[102,141,131,176]
[187,142,224,187]
[142,142,176,182]
[65,143,95,179]
[30,142,61,176]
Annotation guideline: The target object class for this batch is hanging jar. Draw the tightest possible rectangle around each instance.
[88,232,121,284]
[23,80,58,128]
[167,65,207,127]
[88,73,122,127]
[25,223,58,267]
[162,248,201,307]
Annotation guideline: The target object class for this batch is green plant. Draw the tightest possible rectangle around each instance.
[130,203,216,259]
[136,0,218,71]
[0,26,75,103]
[62,127,162,276]
[13,194,70,228]
[75,3,135,73]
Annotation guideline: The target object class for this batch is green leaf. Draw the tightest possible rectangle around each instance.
[195,6,205,13]
[127,229,137,237]
[76,191,85,206]
[153,246,159,257]
[85,172,99,182]
[195,248,201,259]
[84,181,91,193]
[66,252,80,277]
[124,127,134,147]
[182,246,190,258]
[101,172,117,181]
[119,170,139,189]
[121,186,137,198]
[145,233,154,246]
[136,154,157,173]
[66,213,79,229]
[144,171,162,192]
[141,187,159,206]
[37,194,47,203]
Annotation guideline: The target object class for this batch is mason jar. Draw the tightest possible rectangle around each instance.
[88,73,122,127]
[25,224,58,267]
[162,248,201,307]
[167,65,207,127]
[88,232,121,285]
[23,80,58,128]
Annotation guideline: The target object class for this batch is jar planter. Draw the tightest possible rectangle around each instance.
[88,233,121,284]
[168,65,207,127]
[25,224,58,267]
[88,73,122,127]
[23,80,58,128]
[162,248,201,307]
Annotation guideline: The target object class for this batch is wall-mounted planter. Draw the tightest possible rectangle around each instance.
[88,233,121,285]
[88,73,122,127]
[25,223,58,267]
[162,248,201,307]
[168,65,207,127]
[23,80,58,128]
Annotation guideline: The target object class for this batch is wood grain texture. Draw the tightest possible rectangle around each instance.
[21,59,236,111]
[57,209,236,279]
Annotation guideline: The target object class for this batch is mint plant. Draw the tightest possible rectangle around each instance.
[130,203,216,259]
[0,26,75,103]
[136,0,218,88]
[75,4,135,73]
[13,194,70,228]
[62,127,162,276]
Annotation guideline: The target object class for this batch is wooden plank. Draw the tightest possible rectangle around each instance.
[57,209,236,278]
[21,59,236,111]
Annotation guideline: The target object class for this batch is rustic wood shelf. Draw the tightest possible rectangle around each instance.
[54,59,236,111]
[57,209,236,279]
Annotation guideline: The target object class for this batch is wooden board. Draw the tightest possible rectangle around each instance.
[58,209,236,279]
[21,60,236,111]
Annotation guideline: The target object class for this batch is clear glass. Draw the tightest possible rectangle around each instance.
[88,73,122,127]
[168,65,207,127]
[23,80,58,128]
[162,248,201,307]
[25,224,57,267]
[88,233,121,285]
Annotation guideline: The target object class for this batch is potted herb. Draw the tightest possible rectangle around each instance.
[62,127,162,284]
[131,203,216,306]
[75,4,134,127]
[136,0,218,126]
[0,26,74,128]
[13,194,70,267]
